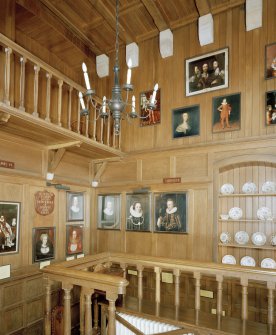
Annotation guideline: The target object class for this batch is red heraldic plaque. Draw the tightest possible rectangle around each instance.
[34,190,55,215]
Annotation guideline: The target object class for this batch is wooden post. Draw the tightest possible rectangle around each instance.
[100,118,104,143]
[44,278,52,335]
[173,268,180,308]
[85,114,89,137]
[68,86,73,130]
[194,272,201,311]
[79,288,85,335]
[137,265,144,300]
[154,266,161,304]
[84,289,93,335]
[45,73,52,122]
[62,284,73,335]
[93,293,99,331]
[107,114,110,146]
[4,47,12,105]
[77,96,81,134]
[216,274,223,317]
[106,292,118,335]
[19,56,26,111]
[101,305,107,335]
[267,282,275,326]
[120,263,127,279]
[57,79,63,126]
[241,278,248,321]
[33,64,40,117]
[92,103,97,141]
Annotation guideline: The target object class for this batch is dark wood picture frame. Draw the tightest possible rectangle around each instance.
[33,227,55,263]
[154,192,187,234]
[139,88,161,127]
[0,202,20,256]
[172,104,200,139]
[66,224,84,256]
[66,192,84,222]
[126,193,151,232]
[265,90,276,126]
[185,47,228,96]
[97,194,121,230]
[265,42,276,80]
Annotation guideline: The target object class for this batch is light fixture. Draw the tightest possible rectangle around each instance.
[79,0,158,135]
[46,182,70,191]
[91,180,99,188]
[46,172,54,181]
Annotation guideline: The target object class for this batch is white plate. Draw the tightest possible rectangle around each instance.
[220,183,234,195]
[251,232,266,246]
[261,258,276,269]
[229,207,243,220]
[261,181,276,193]
[220,232,231,244]
[257,207,273,221]
[235,231,249,245]
[242,182,257,194]
[222,255,236,265]
[240,256,256,267]
[271,234,276,246]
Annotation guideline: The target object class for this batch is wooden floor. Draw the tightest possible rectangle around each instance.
[115,296,276,335]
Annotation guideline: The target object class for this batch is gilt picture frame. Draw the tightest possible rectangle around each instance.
[185,48,228,96]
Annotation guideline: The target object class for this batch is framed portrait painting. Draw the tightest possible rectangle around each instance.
[212,93,241,133]
[140,88,161,127]
[97,194,121,230]
[33,227,55,263]
[185,48,228,96]
[266,90,276,125]
[172,104,200,139]
[66,192,84,222]
[154,193,187,234]
[265,43,276,79]
[66,224,83,256]
[0,202,20,255]
[126,193,151,232]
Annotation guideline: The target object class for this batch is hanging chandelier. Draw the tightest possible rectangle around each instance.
[78,0,158,136]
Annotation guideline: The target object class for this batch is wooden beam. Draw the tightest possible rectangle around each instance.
[48,148,66,172]
[47,141,81,150]
[141,0,168,31]
[87,0,135,44]
[16,0,101,57]
[94,161,107,181]
[195,0,211,16]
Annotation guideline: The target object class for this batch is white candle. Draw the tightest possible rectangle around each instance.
[132,95,135,113]
[126,59,132,85]
[82,62,91,90]
[150,83,158,104]
[102,96,106,114]
[78,92,86,110]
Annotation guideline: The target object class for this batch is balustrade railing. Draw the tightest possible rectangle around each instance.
[42,252,276,335]
[0,33,120,148]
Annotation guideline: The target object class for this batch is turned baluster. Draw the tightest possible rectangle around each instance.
[241,278,248,321]
[62,284,73,335]
[106,292,118,335]
[83,288,94,335]
[92,103,97,141]
[194,272,201,312]
[173,268,180,308]
[57,79,63,126]
[44,278,52,335]
[137,265,144,300]
[154,266,161,305]
[85,114,89,137]
[107,114,111,146]
[100,118,104,143]
[216,274,223,317]
[93,293,99,332]
[79,288,85,335]
[77,95,81,134]
[267,282,275,326]
[45,73,52,122]
[4,47,12,105]
[19,56,27,111]
[67,86,72,130]
[33,65,40,117]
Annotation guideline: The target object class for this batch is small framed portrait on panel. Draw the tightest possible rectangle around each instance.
[33,227,55,263]
[265,42,276,79]
[66,192,84,222]
[126,193,151,232]
[172,104,200,138]
[66,224,83,256]
[265,90,276,126]
[0,202,20,256]
[140,88,161,127]
[97,194,121,230]
[154,192,187,233]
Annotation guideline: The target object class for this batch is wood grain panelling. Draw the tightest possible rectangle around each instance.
[101,161,137,183]
[175,154,208,179]
[125,232,153,255]
[27,298,43,323]
[142,156,170,181]
[4,305,24,333]
[3,282,23,307]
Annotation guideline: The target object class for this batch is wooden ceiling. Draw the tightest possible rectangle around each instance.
[14,0,245,73]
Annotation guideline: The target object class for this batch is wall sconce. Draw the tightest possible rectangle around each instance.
[91,180,99,188]
[46,172,54,181]
[46,182,70,191]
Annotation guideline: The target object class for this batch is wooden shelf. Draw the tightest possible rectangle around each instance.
[219,193,276,197]
[218,219,275,223]
[218,243,276,250]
